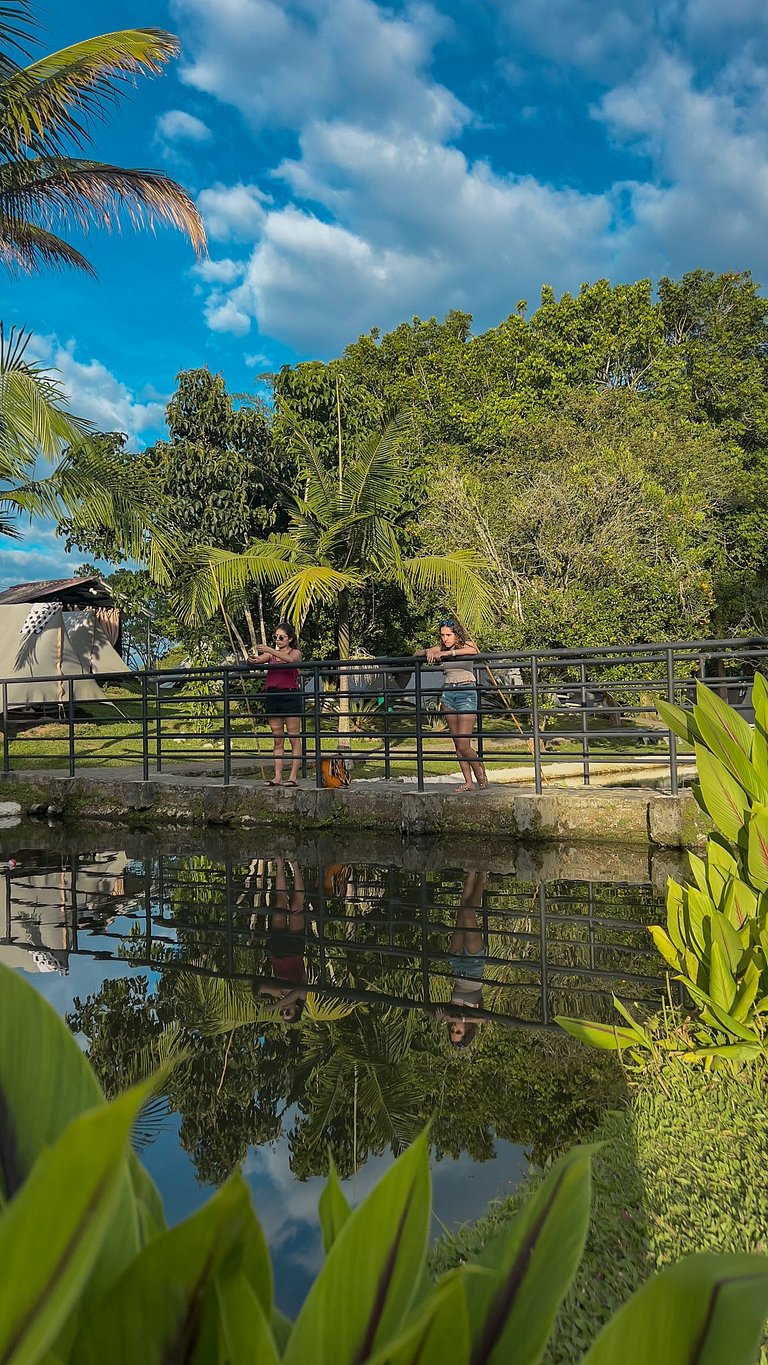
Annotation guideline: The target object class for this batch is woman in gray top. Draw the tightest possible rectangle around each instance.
[418,618,488,792]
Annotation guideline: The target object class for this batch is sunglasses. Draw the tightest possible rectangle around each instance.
[439,619,457,628]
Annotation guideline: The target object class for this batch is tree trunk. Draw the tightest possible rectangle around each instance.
[337,588,351,750]
[244,606,259,655]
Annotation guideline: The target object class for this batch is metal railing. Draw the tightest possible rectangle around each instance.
[1,635,765,791]
[0,851,672,1028]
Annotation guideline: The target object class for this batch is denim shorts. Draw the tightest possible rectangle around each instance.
[441,686,478,714]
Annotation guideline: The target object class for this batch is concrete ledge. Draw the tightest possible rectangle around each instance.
[0,769,712,849]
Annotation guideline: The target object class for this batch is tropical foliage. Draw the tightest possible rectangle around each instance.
[5,961,768,1365]
[559,674,768,1065]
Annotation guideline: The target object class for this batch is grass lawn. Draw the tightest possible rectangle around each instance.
[431,1058,768,1363]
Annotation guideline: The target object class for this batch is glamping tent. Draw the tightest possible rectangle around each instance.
[0,576,129,710]
[0,850,131,973]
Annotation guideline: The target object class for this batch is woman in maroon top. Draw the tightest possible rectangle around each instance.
[248,621,303,786]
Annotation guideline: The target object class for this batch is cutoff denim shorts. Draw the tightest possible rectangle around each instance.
[441,686,478,714]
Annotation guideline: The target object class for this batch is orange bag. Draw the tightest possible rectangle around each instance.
[320,755,352,789]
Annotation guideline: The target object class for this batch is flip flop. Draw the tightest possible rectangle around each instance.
[284,780,297,787]
[266,780,282,787]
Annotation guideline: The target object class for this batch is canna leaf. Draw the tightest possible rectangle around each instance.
[747,804,768,893]
[0,1084,147,1365]
[318,1155,351,1256]
[582,1252,768,1365]
[692,706,766,804]
[367,1277,470,1365]
[708,939,736,1014]
[649,924,680,971]
[709,908,744,975]
[216,1271,280,1365]
[752,672,768,733]
[695,681,754,757]
[464,1144,594,1365]
[282,1130,431,1365]
[555,1017,645,1052]
[681,981,760,1043]
[694,744,749,841]
[655,697,701,749]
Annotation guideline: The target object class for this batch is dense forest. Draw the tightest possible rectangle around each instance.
[65,268,768,662]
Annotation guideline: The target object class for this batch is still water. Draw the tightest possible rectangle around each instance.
[0,825,674,1313]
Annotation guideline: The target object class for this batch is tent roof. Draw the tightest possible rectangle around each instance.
[0,575,114,607]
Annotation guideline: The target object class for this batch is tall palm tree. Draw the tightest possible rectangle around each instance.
[0,4,206,273]
[175,410,498,737]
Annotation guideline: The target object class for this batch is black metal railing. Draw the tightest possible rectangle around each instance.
[0,851,671,1028]
[1,635,765,791]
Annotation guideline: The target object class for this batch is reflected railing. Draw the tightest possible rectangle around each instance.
[0,850,675,1027]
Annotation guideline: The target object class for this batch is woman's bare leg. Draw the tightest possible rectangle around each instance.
[445,711,474,790]
[268,717,285,782]
[285,714,302,783]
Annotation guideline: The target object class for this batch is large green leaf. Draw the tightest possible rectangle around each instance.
[752,672,768,733]
[747,805,768,893]
[318,1156,351,1255]
[283,1131,431,1365]
[71,1172,270,1365]
[582,1253,768,1364]
[0,963,148,1289]
[695,681,754,757]
[708,939,736,1013]
[367,1277,470,1365]
[681,981,760,1043]
[463,1144,593,1365]
[649,924,681,970]
[555,1017,644,1052]
[708,908,744,975]
[693,705,767,804]
[694,744,749,841]
[0,1084,146,1365]
[655,697,700,750]
[215,1272,280,1365]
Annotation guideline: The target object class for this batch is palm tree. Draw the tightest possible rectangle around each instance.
[0,3,205,572]
[0,5,206,274]
[175,408,498,738]
[0,323,173,578]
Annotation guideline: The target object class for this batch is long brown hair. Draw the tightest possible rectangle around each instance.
[438,616,469,646]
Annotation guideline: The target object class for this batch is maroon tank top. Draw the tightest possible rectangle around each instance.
[265,659,300,691]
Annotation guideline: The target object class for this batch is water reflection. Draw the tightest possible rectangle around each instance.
[3,834,670,1306]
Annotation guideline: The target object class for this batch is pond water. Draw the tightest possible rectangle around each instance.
[0,824,676,1314]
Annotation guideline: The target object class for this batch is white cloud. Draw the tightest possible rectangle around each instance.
[155,109,212,143]
[172,0,466,139]
[193,257,247,284]
[197,183,270,241]
[26,336,167,446]
[178,0,768,355]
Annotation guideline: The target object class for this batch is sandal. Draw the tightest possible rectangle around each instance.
[284,779,297,787]
[266,779,282,787]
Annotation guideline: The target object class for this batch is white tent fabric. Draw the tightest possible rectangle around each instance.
[0,603,129,709]
[0,852,129,973]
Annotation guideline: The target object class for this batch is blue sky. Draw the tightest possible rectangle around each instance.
[6,0,768,587]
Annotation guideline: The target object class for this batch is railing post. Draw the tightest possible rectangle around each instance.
[414,660,425,792]
[531,655,542,795]
[222,667,231,785]
[155,676,162,773]
[665,645,679,795]
[141,672,149,783]
[67,677,76,777]
[313,664,323,787]
[579,663,590,786]
[2,682,9,776]
[538,881,549,1025]
[383,669,391,780]
[476,671,485,763]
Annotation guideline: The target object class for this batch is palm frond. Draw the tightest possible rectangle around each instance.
[303,992,359,1022]
[0,29,180,157]
[173,540,296,625]
[0,219,93,274]
[273,563,364,628]
[172,972,274,1035]
[0,322,91,469]
[279,402,337,511]
[341,411,411,519]
[0,157,206,260]
[396,549,499,635]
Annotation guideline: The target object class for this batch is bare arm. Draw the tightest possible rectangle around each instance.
[250,645,302,664]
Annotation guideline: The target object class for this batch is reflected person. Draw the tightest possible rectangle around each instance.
[443,869,488,1048]
[254,858,308,1022]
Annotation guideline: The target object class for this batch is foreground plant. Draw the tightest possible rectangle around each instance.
[2,962,768,1364]
[559,673,768,1065]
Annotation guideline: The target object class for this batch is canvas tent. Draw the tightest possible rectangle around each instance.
[0,851,131,973]
[0,576,129,709]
